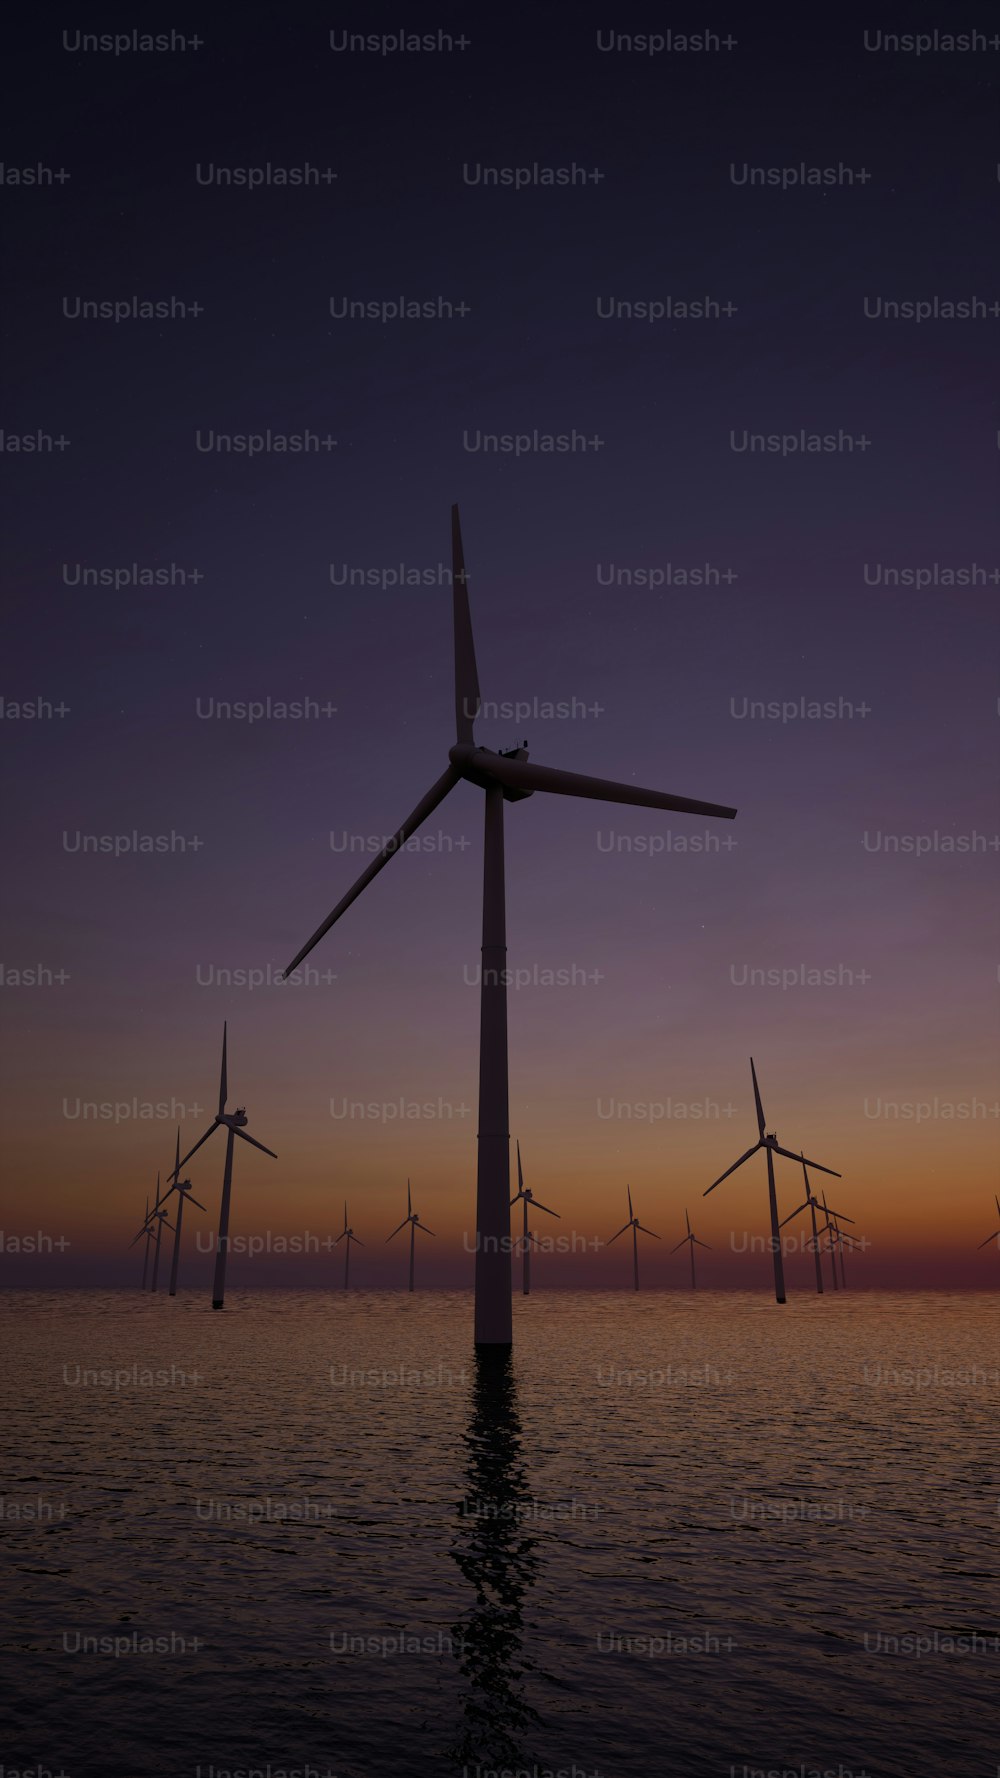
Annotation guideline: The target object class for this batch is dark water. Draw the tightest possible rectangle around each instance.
[1,1289,996,1777]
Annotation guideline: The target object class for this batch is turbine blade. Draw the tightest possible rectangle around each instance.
[415,1221,436,1236]
[452,504,480,743]
[128,1225,151,1249]
[977,1230,1000,1248]
[607,1224,630,1245]
[177,1124,218,1172]
[188,1195,207,1212]
[233,1127,277,1159]
[516,1139,524,1196]
[685,1208,691,1236]
[669,1237,689,1254]
[778,1200,810,1227]
[750,1058,765,1139]
[407,1179,412,1215]
[475,752,737,820]
[172,1127,181,1184]
[509,1193,523,1207]
[284,766,461,973]
[636,1225,660,1239]
[627,1185,633,1219]
[386,1220,408,1241]
[704,1143,760,1194]
[352,1237,365,1247]
[693,1239,712,1249]
[219,1022,228,1116]
[773,1145,840,1178]
[533,1200,560,1219]
[334,1231,346,1244]
[822,1205,855,1223]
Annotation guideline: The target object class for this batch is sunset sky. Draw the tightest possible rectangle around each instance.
[2,17,998,1290]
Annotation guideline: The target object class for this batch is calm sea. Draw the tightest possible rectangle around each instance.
[0,1289,996,1777]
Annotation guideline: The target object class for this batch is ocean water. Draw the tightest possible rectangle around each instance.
[0,1288,996,1778]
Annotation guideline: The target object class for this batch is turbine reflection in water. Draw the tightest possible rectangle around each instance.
[448,1349,543,1768]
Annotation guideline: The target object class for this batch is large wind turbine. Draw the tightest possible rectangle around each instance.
[174,1024,277,1310]
[977,1194,1000,1258]
[607,1186,660,1291]
[386,1180,434,1291]
[161,1128,207,1297]
[284,506,736,1345]
[779,1154,854,1295]
[704,1059,841,1303]
[670,1208,711,1289]
[129,1172,174,1293]
[336,1200,364,1288]
[510,1139,560,1296]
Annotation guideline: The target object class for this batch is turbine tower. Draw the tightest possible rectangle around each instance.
[140,1192,152,1289]
[779,1154,854,1295]
[670,1207,711,1289]
[822,1190,854,1288]
[386,1180,434,1290]
[336,1200,364,1288]
[161,1127,207,1296]
[704,1059,840,1303]
[607,1186,660,1290]
[174,1024,277,1310]
[283,506,736,1345]
[510,1139,560,1296]
[977,1194,1000,1260]
[129,1172,174,1292]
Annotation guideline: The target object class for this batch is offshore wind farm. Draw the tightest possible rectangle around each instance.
[4,15,997,1778]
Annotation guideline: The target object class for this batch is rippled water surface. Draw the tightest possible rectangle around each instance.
[1,1289,996,1777]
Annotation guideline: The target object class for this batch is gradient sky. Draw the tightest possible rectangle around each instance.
[2,15,998,1289]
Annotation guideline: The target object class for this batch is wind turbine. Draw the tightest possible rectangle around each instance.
[386,1180,434,1291]
[977,1194,1000,1257]
[823,1191,855,1288]
[160,1128,207,1297]
[336,1200,364,1288]
[128,1173,174,1293]
[140,1191,152,1289]
[283,505,736,1346]
[704,1059,841,1304]
[607,1186,660,1291]
[670,1208,711,1289]
[779,1154,855,1295]
[509,1140,560,1296]
[174,1023,277,1310]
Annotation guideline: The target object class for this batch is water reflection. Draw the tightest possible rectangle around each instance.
[448,1347,543,1769]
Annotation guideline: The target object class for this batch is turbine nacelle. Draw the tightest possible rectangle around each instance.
[447,741,535,801]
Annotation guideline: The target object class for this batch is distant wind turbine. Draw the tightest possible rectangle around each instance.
[160,1128,207,1297]
[670,1208,711,1289]
[977,1194,1000,1256]
[129,1172,174,1293]
[174,1023,277,1309]
[822,1191,856,1288]
[336,1200,364,1288]
[282,505,736,1346]
[779,1154,854,1295]
[608,1186,660,1291]
[704,1058,841,1303]
[510,1140,560,1295]
[140,1192,152,1289]
[386,1180,434,1291]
